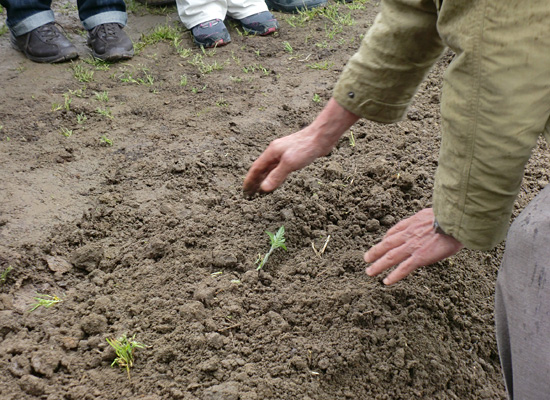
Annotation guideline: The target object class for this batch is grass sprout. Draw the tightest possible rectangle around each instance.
[256,226,287,270]
[30,294,63,311]
[106,334,146,380]
[0,265,13,284]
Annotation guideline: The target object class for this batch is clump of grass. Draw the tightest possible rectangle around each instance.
[30,294,63,311]
[71,63,94,83]
[60,127,73,137]
[256,226,287,270]
[106,334,146,380]
[0,265,13,284]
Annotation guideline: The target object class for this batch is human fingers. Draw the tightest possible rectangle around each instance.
[376,233,464,285]
[243,149,281,195]
[380,236,439,285]
[259,161,295,193]
[364,232,408,265]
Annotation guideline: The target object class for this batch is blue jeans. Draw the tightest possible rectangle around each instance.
[0,0,128,36]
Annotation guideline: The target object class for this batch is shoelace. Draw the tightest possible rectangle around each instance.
[34,22,63,43]
[90,23,121,39]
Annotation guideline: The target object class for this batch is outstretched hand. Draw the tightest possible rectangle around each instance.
[364,208,464,285]
[243,98,359,195]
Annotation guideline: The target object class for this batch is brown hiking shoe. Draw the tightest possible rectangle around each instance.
[87,23,134,62]
[10,22,78,63]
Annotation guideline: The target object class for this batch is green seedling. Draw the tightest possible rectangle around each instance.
[179,74,188,87]
[0,265,13,284]
[256,226,287,270]
[307,61,333,70]
[349,130,356,147]
[282,41,294,54]
[0,24,8,37]
[71,63,94,83]
[96,107,113,119]
[63,93,72,111]
[100,135,113,146]
[83,57,110,71]
[94,90,109,102]
[312,93,321,103]
[76,112,87,124]
[30,294,63,311]
[51,102,63,112]
[60,127,73,137]
[106,334,146,380]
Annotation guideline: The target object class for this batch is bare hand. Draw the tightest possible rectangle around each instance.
[243,98,359,195]
[364,208,464,285]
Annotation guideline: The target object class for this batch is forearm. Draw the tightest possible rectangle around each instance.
[307,98,360,155]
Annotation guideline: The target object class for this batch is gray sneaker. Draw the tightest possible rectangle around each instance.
[10,22,78,63]
[87,23,134,61]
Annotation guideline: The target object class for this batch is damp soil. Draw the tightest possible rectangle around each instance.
[1,1,549,399]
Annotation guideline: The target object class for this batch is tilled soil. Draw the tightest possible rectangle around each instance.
[1,1,548,399]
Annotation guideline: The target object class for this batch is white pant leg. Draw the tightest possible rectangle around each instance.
[226,0,268,20]
[176,0,228,29]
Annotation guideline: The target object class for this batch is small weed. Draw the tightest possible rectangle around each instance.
[96,107,113,119]
[188,54,227,74]
[216,97,228,107]
[118,67,155,85]
[94,90,109,102]
[256,226,287,270]
[68,87,86,97]
[242,64,269,75]
[230,76,243,83]
[0,24,8,37]
[60,127,73,137]
[176,45,192,59]
[135,24,182,52]
[283,41,293,54]
[349,130,356,147]
[83,57,110,71]
[76,113,87,124]
[316,40,329,49]
[106,334,146,380]
[0,265,13,284]
[230,51,241,65]
[63,93,72,111]
[30,294,63,312]
[179,74,188,87]
[100,135,113,146]
[312,93,321,103]
[51,102,63,112]
[307,61,333,70]
[71,63,94,82]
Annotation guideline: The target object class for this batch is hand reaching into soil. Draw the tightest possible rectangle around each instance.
[243,98,359,195]
[364,208,464,285]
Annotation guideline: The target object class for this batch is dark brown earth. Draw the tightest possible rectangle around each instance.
[1,1,549,399]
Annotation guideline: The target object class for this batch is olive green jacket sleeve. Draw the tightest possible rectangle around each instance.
[334,0,550,250]
[333,0,445,123]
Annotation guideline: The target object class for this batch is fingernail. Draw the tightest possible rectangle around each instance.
[382,278,390,285]
[365,267,373,276]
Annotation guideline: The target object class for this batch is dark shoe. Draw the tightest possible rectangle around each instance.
[239,11,279,36]
[87,23,134,61]
[265,0,327,13]
[10,22,78,63]
[135,0,175,5]
[191,19,231,48]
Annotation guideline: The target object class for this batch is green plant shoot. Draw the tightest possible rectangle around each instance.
[0,265,13,284]
[106,334,146,380]
[256,226,287,270]
[30,294,63,311]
